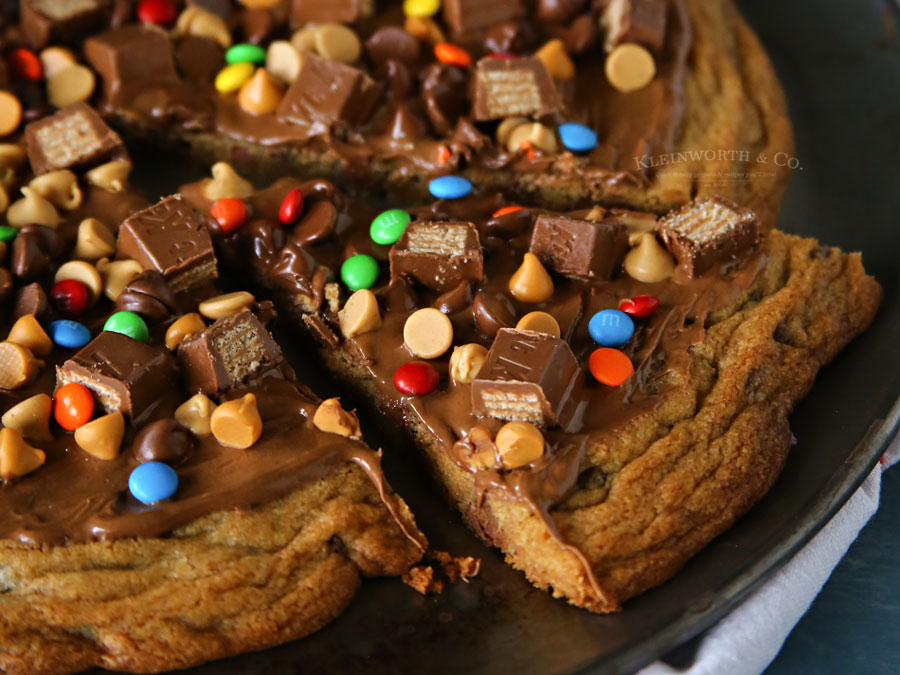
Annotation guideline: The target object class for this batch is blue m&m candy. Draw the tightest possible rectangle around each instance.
[48,320,91,348]
[129,462,179,504]
[588,309,634,347]
[558,123,598,153]
[428,175,472,200]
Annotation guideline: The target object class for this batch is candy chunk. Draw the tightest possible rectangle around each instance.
[276,54,380,133]
[529,214,629,280]
[442,0,523,34]
[55,331,174,421]
[85,25,180,99]
[290,0,374,25]
[389,221,483,292]
[656,196,760,278]
[471,328,584,428]
[116,195,218,293]
[601,0,667,53]
[24,103,126,176]
[20,0,110,49]
[178,311,282,396]
[471,57,563,122]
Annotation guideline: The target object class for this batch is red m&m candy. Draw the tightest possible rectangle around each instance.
[50,279,90,318]
[278,188,305,225]
[7,48,42,81]
[210,198,247,234]
[137,0,178,26]
[394,361,440,396]
[618,295,659,319]
[588,348,634,387]
[54,382,95,431]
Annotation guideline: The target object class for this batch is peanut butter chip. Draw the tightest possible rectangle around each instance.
[290,26,319,52]
[198,291,255,320]
[97,258,143,301]
[175,6,232,48]
[74,218,116,260]
[166,313,207,350]
[55,260,102,304]
[74,411,125,460]
[463,425,498,471]
[240,0,282,7]
[202,162,254,201]
[28,170,82,210]
[624,233,675,283]
[403,307,454,359]
[314,24,362,64]
[496,117,528,146]
[39,46,78,79]
[0,341,43,390]
[535,39,575,80]
[7,314,52,356]
[584,206,605,222]
[0,144,26,170]
[266,40,303,83]
[449,343,488,385]
[1,393,53,442]
[495,421,545,469]
[515,311,561,337]
[211,393,263,449]
[605,43,656,92]
[238,68,284,115]
[0,185,8,214]
[339,289,381,338]
[175,394,217,436]
[6,186,62,228]
[0,427,45,481]
[509,252,554,303]
[0,92,22,137]
[312,398,362,439]
[404,16,445,44]
[85,159,132,193]
[506,122,558,155]
[47,65,96,108]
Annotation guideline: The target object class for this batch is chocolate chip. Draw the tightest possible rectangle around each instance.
[241,7,275,45]
[473,290,515,338]
[114,270,177,323]
[421,63,467,136]
[483,21,536,55]
[376,59,414,103]
[175,35,225,86]
[433,280,473,315]
[0,267,13,304]
[133,419,195,466]
[291,200,337,246]
[381,277,418,314]
[386,103,428,141]
[12,282,51,322]
[11,228,51,282]
[366,27,421,66]
[484,208,535,237]
[537,0,587,24]
[244,218,286,267]
[565,13,600,54]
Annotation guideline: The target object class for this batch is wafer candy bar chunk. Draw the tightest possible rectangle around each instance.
[529,214,629,279]
[20,0,110,49]
[56,331,174,421]
[472,57,564,121]
[472,328,584,428]
[443,0,524,34]
[290,0,374,25]
[276,54,380,132]
[24,103,126,175]
[116,195,218,293]
[656,196,760,278]
[178,311,283,396]
[389,221,483,292]
[85,25,180,99]
[601,0,667,53]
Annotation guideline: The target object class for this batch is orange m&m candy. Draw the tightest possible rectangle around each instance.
[588,348,634,387]
[210,198,248,234]
[434,43,472,68]
[54,382,95,431]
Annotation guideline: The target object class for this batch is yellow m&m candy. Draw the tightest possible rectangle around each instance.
[403,0,440,18]
[214,62,254,93]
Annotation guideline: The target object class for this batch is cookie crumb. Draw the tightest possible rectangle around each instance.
[432,550,482,583]
[402,565,444,595]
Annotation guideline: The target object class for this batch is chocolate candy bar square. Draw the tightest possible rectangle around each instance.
[116,195,218,293]
[290,0,374,25]
[85,25,180,99]
[657,196,760,278]
[20,0,110,49]
[529,214,629,280]
[276,54,380,133]
[24,103,126,176]
[472,57,564,122]
[389,221,483,292]
[178,311,283,396]
[443,0,524,35]
[472,328,584,428]
[56,331,174,421]
[601,0,667,53]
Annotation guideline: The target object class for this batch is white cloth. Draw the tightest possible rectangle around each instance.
[640,431,900,675]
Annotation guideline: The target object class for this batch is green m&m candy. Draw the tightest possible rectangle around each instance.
[104,311,149,343]
[0,225,17,244]
[340,254,379,291]
[225,43,267,65]
[369,209,411,245]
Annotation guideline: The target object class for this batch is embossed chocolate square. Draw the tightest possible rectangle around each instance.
[290,0,374,25]
[472,57,564,121]
[116,195,218,293]
[178,311,283,396]
[56,331,174,422]
[276,54,380,133]
[389,221,483,293]
[443,0,524,34]
[601,0,668,53]
[85,25,180,99]
[529,214,629,280]
[472,328,584,428]
[657,196,760,278]
[20,0,111,49]
[24,103,126,176]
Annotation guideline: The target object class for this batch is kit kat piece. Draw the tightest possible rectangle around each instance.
[472,328,584,428]
[177,311,283,396]
[24,103,126,176]
[471,57,564,121]
[56,331,174,421]
[85,25,180,99]
[116,195,217,293]
[443,0,524,35]
[290,0,374,25]
[276,54,380,133]
[656,196,760,278]
[20,0,110,49]
[389,221,483,292]
[601,0,667,53]
[529,214,629,280]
